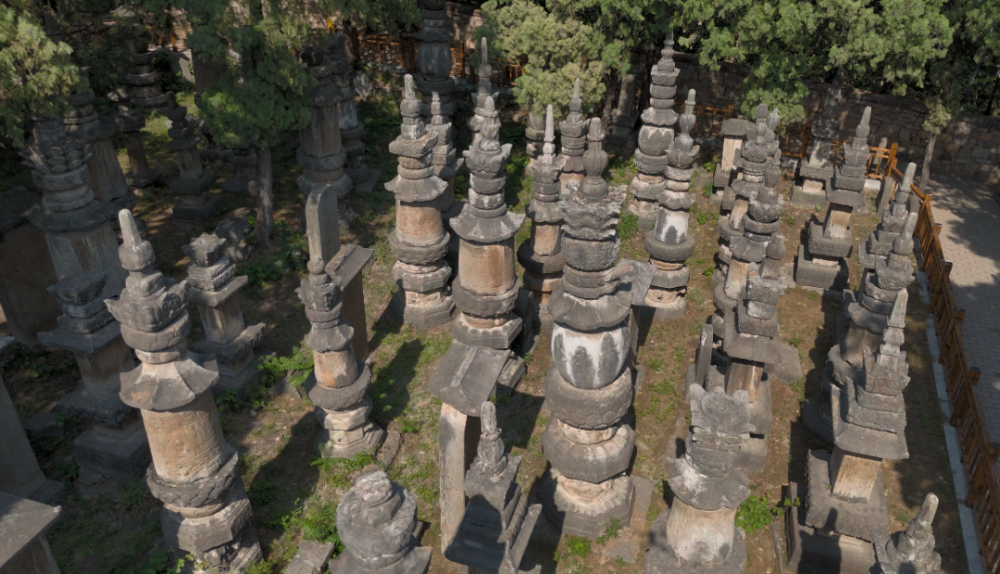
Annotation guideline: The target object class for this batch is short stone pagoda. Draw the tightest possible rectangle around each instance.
[518,105,566,330]
[328,471,432,574]
[109,87,161,194]
[558,79,587,186]
[791,68,844,209]
[444,402,540,574]
[299,35,354,238]
[338,32,380,195]
[164,93,221,220]
[872,493,944,574]
[788,292,913,574]
[540,119,640,538]
[427,92,462,221]
[107,210,261,571]
[125,48,170,109]
[646,386,752,574]
[629,35,680,231]
[795,107,872,291]
[642,89,698,321]
[298,256,384,459]
[859,163,919,273]
[468,37,496,145]
[386,75,454,328]
[184,233,265,397]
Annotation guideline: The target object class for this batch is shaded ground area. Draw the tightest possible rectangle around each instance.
[0,72,965,574]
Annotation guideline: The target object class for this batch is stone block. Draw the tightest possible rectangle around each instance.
[791,184,827,210]
[785,482,876,574]
[539,471,635,539]
[764,341,804,383]
[426,341,506,417]
[0,492,62,571]
[802,450,888,541]
[73,416,150,484]
[161,481,253,554]
[172,192,223,221]
[283,541,336,574]
[795,245,850,291]
[388,290,455,329]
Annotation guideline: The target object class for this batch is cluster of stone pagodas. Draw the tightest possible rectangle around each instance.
[164,93,221,220]
[328,471,431,574]
[540,118,639,538]
[641,88,699,321]
[791,68,845,209]
[21,116,147,486]
[788,292,914,574]
[518,105,566,330]
[646,386,753,574]
[443,402,540,573]
[107,210,261,570]
[386,75,455,328]
[795,107,873,291]
[629,33,681,232]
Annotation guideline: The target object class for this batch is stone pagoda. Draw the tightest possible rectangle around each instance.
[109,87,161,195]
[328,471,431,574]
[788,292,913,574]
[184,233,265,397]
[710,119,749,204]
[338,32,380,195]
[469,38,496,145]
[222,148,257,196]
[540,119,640,538]
[629,35,680,231]
[606,53,642,157]
[64,70,133,214]
[872,494,944,574]
[414,0,456,118]
[558,79,587,186]
[299,35,354,243]
[386,75,454,328]
[444,402,540,574]
[646,386,752,574]
[107,210,261,571]
[125,48,170,109]
[427,95,526,552]
[428,92,462,221]
[518,105,566,330]
[859,163,919,273]
[298,256,384,459]
[803,211,917,444]
[795,107,872,291]
[642,89,699,321]
[164,93,221,220]
[525,105,545,159]
[791,68,844,209]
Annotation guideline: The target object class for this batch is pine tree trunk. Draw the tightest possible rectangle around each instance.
[256,145,273,249]
[919,133,936,190]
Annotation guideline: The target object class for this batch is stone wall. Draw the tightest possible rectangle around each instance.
[671,52,1000,183]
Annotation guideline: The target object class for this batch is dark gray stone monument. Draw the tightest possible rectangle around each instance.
[0,492,62,574]
[558,80,586,187]
[164,94,221,221]
[792,69,843,210]
[872,493,943,574]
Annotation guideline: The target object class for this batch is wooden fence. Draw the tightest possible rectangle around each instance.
[883,163,1000,573]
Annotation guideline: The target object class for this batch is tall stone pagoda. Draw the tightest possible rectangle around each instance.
[788,292,913,574]
[873,494,944,574]
[298,256,384,459]
[629,34,680,231]
[125,48,170,109]
[414,0,456,118]
[795,107,872,290]
[427,92,462,221]
[107,210,261,570]
[642,89,698,321]
[386,75,454,328]
[791,68,844,209]
[558,79,587,186]
[646,386,752,574]
[328,471,431,574]
[540,119,639,538]
[518,105,566,330]
[444,402,540,574]
[859,163,919,273]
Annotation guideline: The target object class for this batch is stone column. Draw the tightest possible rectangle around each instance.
[642,89,698,321]
[298,256,384,459]
[64,72,133,214]
[518,105,565,331]
[40,272,149,485]
[443,402,540,573]
[873,493,943,574]
[558,79,587,187]
[468,37,495,146]
[164,95,221,221]
[184,233,265,398]
[299,36,354,245]
[0,492,62,574]
[795,107,872,290]
[222,148,257,196]
[803,212,916,444]
[711,119,748,204]
[791,68,844,209]
[328,471,431,574]
[125,49,170,110]
[859,163,919,273]
[541,119,637,539]
[525,104,544,159]
[0,186,60,346]
[427,96,526,552]
[335,38,380,195]
[386,75,454,328]
[646,386,752,574]
[787,294,912,574]
[607,53,641,156]
[0,365,63,504]
[629,36,679,233]
[107,210,261,571]
[110,87,162,195]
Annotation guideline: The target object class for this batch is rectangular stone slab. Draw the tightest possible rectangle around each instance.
[0,492,61,566]
[785,482,876,574]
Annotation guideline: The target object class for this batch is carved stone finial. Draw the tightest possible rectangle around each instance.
[873,493,943,574]
[570,78,581,112]
[118,209,154,273]
[857,106,872,139]
[480,36,488,67]
[472,401,507,479]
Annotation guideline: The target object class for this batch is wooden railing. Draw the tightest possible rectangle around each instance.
[883,163,1000,574]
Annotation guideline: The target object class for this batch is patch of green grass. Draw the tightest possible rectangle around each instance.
[782,215,796,227]
[562,535,592,559]
[596,517,623,545]
[788,337,805,348]
[618,211,639,241]
[646,358,664,372]
[735,494,800,534]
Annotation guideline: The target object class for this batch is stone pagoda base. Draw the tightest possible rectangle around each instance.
[640,296,686,322]
[349,169,383,195]
[389,291,455,329]
[73,415,150,485]
[785,480,877,574]
[173,193,223,221]
[538,471,644,539]
[791,180,827,210]
[645,512,746,574]
[211,353,264,399]
[795,245,849,291]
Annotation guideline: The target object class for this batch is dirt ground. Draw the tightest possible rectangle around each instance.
[0,70,966,574]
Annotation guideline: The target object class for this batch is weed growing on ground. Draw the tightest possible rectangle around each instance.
[596,517,623,545]
[735,494,800,533]
[618,211,639,241]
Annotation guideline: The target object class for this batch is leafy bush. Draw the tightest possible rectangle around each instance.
[735,494,800,534]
